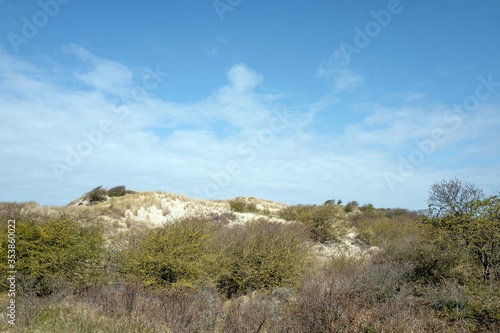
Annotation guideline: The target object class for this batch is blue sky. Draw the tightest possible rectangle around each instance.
[1,0,499,209]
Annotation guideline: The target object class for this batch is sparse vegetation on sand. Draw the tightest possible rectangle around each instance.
[1,179,499,332]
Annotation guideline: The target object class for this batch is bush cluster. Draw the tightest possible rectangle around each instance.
[84,185,134,204]
[216,219,311,297]
[121,218,221,288]
[120,217,312,296]
[2,179,500,332]
[228,197,257,213]
[278,204,343,242]
[0,217,104,295]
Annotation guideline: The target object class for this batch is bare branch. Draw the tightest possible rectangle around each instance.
[427,178,484,218]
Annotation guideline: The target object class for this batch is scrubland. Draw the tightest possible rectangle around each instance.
[1,185,499,332]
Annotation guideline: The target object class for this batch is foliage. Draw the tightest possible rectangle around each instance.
[83,185,134,204]
[121,217,311,296]
[216,219,311,297]
[344,200,359,213]
[426,194,500,282]
[347,200,359,207]
[354,209,462,283]
[360,203,375,212]
[279,204,343,242]
[107,185,133,197]
[85,186,108,203]
[3,179,500,331]
[228,197,257,213]
[0,218,105,295]
[121,218,222,289]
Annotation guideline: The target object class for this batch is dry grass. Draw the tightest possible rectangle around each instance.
[2,195,499,332]
[3,267,481,333]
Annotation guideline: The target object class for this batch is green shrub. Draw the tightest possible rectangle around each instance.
[425,195,500,282]
[356,214,461,283]
[344,200,359,213]
[278,204,343,243]
[360,203,375,212]
[85,186,107,203]
[228,198,256,213]
[0,218,105,295]
[217,219,311,297]
[107,185,130,197]
[121,218,223,289]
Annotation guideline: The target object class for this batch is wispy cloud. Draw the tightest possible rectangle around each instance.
[0,46,499,209]
[63,44,134,95]
[317,48,364,92]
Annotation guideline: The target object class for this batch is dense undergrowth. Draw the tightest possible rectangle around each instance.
[1,192,499,332]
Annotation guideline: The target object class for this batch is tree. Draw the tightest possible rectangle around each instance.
[427,179,498,282]
[430,195,500,282]
[428,178,484,218]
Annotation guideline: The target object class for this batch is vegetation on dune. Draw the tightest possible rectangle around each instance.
[120,217,312,296]
[120,217,222,289]
[278,204,345,243]
[79,185,135,205]
[1,178,500,332]
[216,219,311,297]
[228,197,258,213]
[0,215,104,296]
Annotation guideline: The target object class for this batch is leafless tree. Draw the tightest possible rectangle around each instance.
[427,178,484,218]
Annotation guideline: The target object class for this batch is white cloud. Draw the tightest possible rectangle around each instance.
[0,46,499,210]
[227,64,263,91]
[318,47,364,92]
[63,44,134,94]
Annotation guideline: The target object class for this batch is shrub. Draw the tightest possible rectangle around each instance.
[347,200,359,208]
[121,217,223,289]
[360,203,375,212]
[293,262,368,332]
[228,198,257,213]
[344,203,355,213]
[217,219,311,297]
[426,195,500,282]
[107,185,131,197]
[344,200,360,212]
[85,186,107,203]
[221,292,293,332]
[279,204,343,243]
[356,214,461,283]
[0,218,105,295]
[208,211,237,225]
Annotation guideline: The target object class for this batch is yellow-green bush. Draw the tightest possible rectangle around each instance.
[217,219,312,297]
[278,204,344,242]
[121,218,223,288]
[356,213,462,283]
[121,217,311,296]
[228,198,257,213]
[0,218,105,295]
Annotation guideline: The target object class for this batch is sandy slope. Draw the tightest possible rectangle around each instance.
[67,190,379,259]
